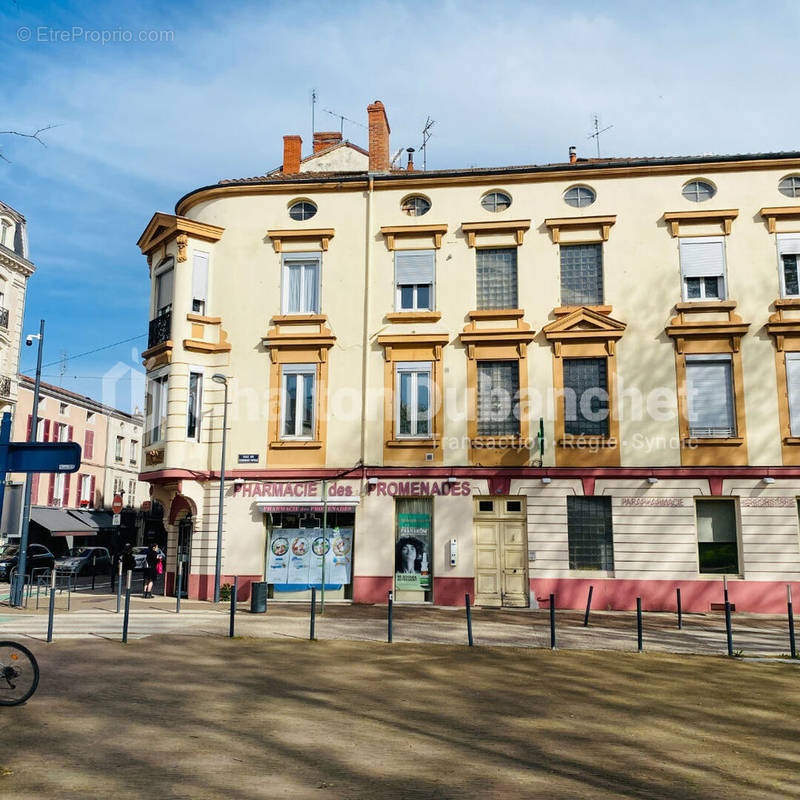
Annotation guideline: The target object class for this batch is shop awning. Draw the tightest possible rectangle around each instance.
[29,507,97,536]
[256,498,360,513]
[66,509,115,530]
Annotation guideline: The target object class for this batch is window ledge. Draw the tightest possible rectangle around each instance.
[271,314,328,324]
[774,298,800,309]
[683,437,745,446]
[270,440,323,449]
[186,313,221,324]
[783,437,800,445]
[467,309,525,320]
[558,436,617,449]
[567,570,616,579]
[385,311,442,324]
[674,300,737,311]
[386,438,439,448]
[470,436,531,449]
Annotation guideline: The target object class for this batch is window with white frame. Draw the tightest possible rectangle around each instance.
[115,436,124,461]
[192,251,209,314]
[155,259,174,316]
[187,372,202,440]
[86,411,95,424]
[785,353,800,437]
[679,236,726,300]
[113,476,123,495]
[130,440,138,464]
[281,364,316,439]
[685,354,736,438]
[395,250,434,312]
[59,402,68,416]
[53,473,65,506]
[777,234,800,298]
[79,474,92,504]
[282,254,320,314]
[0,220,9,247]
[146,373,168,445]
[55,422,69,443]
[128,479,136,500]
[395,362,432,438]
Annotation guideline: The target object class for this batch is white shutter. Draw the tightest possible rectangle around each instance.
[778,234,800,256]
[192,252,209,305]
[686,355,735,436]
[679,237,725,278]
[395,250,435,284]
[786,353,800,436]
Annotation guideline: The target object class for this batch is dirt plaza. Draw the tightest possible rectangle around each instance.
[1,634,799,799]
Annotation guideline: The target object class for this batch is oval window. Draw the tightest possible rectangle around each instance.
[779,175,800,198]
[481,191,511,212]
[401,195,431,216]
[288,200,317,221]
[681,180,716,202]
[563,186,596,208]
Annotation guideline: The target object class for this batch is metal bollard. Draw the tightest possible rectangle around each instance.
[122,570,132,644]
[465,593,474,647]
[387,590,393,643]
[724,577,734,657]
[549,593,556,650]
[583,585,594,627]
[229,576,238,638]
[636,597,643,653]
[676,587,682,630]
[788,585,796,659]
[46,569,56,643]
[91,554,97,591]
[116,560,123,613]
[175,561,182,614]
[310,587,316,640]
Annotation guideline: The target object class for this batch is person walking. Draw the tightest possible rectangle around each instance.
[143,542,159,598]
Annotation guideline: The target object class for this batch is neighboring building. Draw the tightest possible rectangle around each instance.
[8,377,150,549]
[137,100,800,611]
[0,200,35,421]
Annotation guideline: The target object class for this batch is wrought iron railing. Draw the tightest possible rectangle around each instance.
[147,310,171,349]
[0,376,11,397]
[0,307,9,329]
[689,426,736,438]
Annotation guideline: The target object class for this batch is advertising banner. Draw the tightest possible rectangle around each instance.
[330,528,353,584]
[267,533,290,584]
[287,533,311,583]
[396,512,431,591]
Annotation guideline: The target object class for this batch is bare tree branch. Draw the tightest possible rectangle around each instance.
[0,124,62,162]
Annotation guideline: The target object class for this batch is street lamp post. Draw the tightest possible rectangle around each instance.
[211,373,228,603]
[11,319,44,607]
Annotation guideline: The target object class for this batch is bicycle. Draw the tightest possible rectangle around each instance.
[0,641,39,705]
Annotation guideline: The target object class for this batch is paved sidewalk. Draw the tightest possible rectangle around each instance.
[1,589,798,656]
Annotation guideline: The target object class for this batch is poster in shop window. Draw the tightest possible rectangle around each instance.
[267,534,290,583]
[395,513,431,591]
[329,528,353,584]
[307,532,332,585]
[287,533,311,583]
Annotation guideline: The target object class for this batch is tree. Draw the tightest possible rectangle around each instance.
[0,124,60,162]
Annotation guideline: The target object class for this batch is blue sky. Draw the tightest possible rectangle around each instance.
[1,0,799,411]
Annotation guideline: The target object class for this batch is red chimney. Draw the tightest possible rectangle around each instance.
[313,131,343,153]
[406,147,415,172]
[283,135,302,174]
[569,146,577,164]
[367,100,390,172]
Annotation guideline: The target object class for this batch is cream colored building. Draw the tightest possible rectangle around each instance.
[137,101,800,611]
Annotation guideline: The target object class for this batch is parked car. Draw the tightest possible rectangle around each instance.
[56,546,112,576]
[0,543,56,582]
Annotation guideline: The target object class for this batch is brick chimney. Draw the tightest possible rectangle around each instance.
[569,146,577,164]
[313,131,343,153]
[367,100,390,172]
[283,135,302,174]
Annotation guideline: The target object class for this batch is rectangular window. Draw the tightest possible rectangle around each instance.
[395,497,432,597]
[786,353,800,436]
[128,479,136,500]
[680,236,726,301]
[560,243,603,305]
[155,262,174,316]
[59,402,68,416]
[53,473,65,507]
[696,499,739,574]
[130,440,138,464]
[778,234,800,298]
[0,221,9,247]
[567,495,614,571]
[192,251,209,315]
[685,354,735,438]
[563,358,609,437]
[395,362,432,438]
[187,372,203,440]
[86,411,95,424]
[477,361,519,436]
[80,474,92,504]
[146,374,168,445]
[115,436,124,461]
[281,365,316,439]
[476,248,517,309]
[84,430,94,460]
[395,250,434,311]
[282,254,320,314]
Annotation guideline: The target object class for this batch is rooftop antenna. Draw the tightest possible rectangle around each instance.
[310,88,317,138]
[587,113,613,158]
[419,116,435,171]
[322,107,366,137]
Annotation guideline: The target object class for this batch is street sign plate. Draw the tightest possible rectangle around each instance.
[111,494,123,514]
[4,442,82,473]
[112,513,121,526]
[238,454,259,464]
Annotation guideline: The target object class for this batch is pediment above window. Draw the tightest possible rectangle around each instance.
[137,213,224,263]
[543,306,626,355]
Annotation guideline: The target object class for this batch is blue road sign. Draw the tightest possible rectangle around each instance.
[4,442,81,473]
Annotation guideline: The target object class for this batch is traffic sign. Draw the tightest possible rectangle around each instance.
[3,441,81,473]
[112,513,121,526]
[111,494,123,514]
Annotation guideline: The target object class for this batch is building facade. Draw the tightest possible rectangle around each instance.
[137,100,800,611]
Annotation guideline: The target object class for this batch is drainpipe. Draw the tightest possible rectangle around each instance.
[359,177,374,468]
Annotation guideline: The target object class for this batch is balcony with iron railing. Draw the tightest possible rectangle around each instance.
[0,307,9,329]
[147,310,172,349]
[0,376,11,397]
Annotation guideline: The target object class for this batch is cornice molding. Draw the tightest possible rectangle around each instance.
[544,215,616,244]
[0,245,35,277]
[760,206,800,233]
[379,224,447,250]
[662,209,739,237]
[266,228,335,253]
[137,212,224,258]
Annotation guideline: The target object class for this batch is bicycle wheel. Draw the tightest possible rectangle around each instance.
[0,641,39,706]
